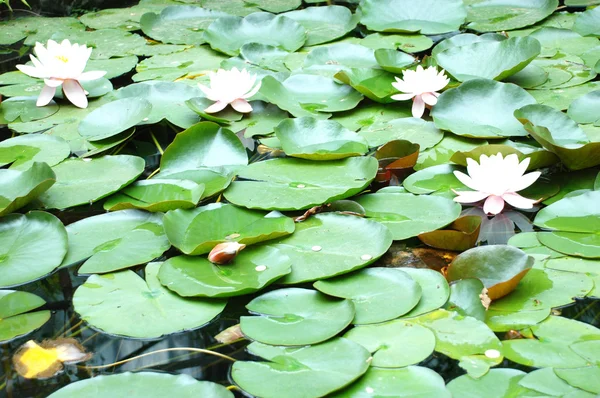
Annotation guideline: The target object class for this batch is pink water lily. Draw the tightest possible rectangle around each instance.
[452,153,541,215]
[197,68,261,113]
[16,39,106,109]
[391,65,449,118]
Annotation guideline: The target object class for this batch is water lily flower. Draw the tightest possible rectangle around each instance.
[391,65,449,118]
[197,68,261,113]
[208,241,246,264]
[16,39,106,109]
[452,153,541,215]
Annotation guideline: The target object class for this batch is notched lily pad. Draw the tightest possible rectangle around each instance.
[0,291,50,343]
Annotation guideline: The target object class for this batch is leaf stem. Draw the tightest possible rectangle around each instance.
[149,130,164,155]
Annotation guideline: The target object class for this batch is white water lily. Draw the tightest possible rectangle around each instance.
[452,153,541,215]
[391,65,449,118]
[16,39,106,109]
[197,68,261,113]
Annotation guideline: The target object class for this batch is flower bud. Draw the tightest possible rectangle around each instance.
[208,242,246,264]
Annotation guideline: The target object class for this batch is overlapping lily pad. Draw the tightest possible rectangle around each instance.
[0,162,56,216]
[78,98,152,141]
[60,210,170,274]
[284,6,359,46]
[358,117,443,148]
[568,90,600,125]
[0,133,70,171]
[163,203,294,255]
[0,211,67,288]
[73,262,226,339]
[465,0,559,32]
[0,290,50,343]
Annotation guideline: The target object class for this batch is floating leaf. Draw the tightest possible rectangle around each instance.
[419,216,482,252]
[240,288,354,345]
[447,369,531,397]
[275,116,368,160]
[344,319,435,367]
[0,96,59,123]
[204,12,306,56]
[0,212,67,288]
[519,367,595,397]
[224,156,377,211]
[555,366,600,394]
[52,28,147,60]
[314,267,422,324]
[60,210,170,274]
[0,133,70,170]
[0,291,49,343]
[359,0,467,34]
[450,141,560,171]
[78,98,152,141]
[574,6,600,37]
[284,6,359,46]
[303,43,378,77]
[356,191,462,240]
[163,203,294,255]
[432,78,536,138]
[444,278,487,322]
[0,162,56,216]
[398,268,451,318]
[38,155,145,210]
[73,262,226,339]
[358,117,443,149]
[568,90,600,126]
[233,339,369,398]
[465,0,559,32]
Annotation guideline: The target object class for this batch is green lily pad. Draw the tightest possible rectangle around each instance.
[0,211,67,288]
[248,0,301,13]
[555,366,600,394]
[114,81,203,128]
[334,68,400,103]
[0,96,59,123]
[529,28,599,58]
[344,319,435,367]
[574,7,600,37]
[0,290,50,343]
[140,6,228,45]
[358,117,443,149]
[232,338,370,398]
[73,262,226,339]
[163,203,295,255]
[355,191,462,240]
[445,278,487,322]
[348,32,434,54]
[374,48,416,73]
[231,101,289,138]
[359,0,467,34]
[0,162,56,216]
[330,101,412,132]
[204,12,306,56]
[103,179,204,212]
[545,256,600,298]
[38,155,145,209]
[502,315,600,368]
[48,372,233,398]
[403,164,466,194]
[78,98,152,141]
[283,6,359,46]
[86,56,139,79]
[275,116,368,160]
[432,78,536,138]
[506,63,549,88]
[568,90,600,125]
[447,369,531,398]
[238,43,289,72]
[515,104,600,170]
[0,16,85,46]
[240,287,354,345]
[51,28,147,60]
[259,74,364,118]
[314,267,422,324]
[519,367,596,397]
[465,0,559,32]
[450,141,560,171]
[186,97,245,125]
[530,53,597,90]
[330,366,451,398]
[267,213,392,284]
[416,135,485,170]
[158,246,291,298]
[60,210,170,274]
[396,268,451,318]
[303,43,379,78]
[224,156,377,211]
[447,245,534,300]
[435,36,541,82]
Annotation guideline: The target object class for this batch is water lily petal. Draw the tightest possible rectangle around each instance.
[44,78,64,88]
[16,64,46,79]
[197,83,216,99]
[421,92,438,106]
[204,100,228,113]
[453,170,480,191]
[511,171,541,192]
[391,93,415,101]
[78,70,107,81]
[231,98,253,113]
[502,192,537,209]
[452,190,490,203]
[62,79,88,108]
[243,79,261,99]
[36,84,56,106]
[483,195,505,215]
[412,95,425,118]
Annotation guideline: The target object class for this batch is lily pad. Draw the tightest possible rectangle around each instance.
[224,156,377,211]
[38,155,145,209]
[267,213,393,284]
[358,117,443,149]
[444,278,487,322]
[465,0,559,32]
[397,268,451,318]
[519,367,596,397]
[447,245,535,300]
[555,366,600,394]
[355,191,462,240]
[447,369,531,398]
[60,210,170,274]
[314,267,422,324]
[86,56,139,79]
[204,12,307,56]
[434,36,541,82]
[51,29,148,60]
[249,0,301,13]
[158,246,291,298]
[419,216,482,252]
[163,203,295,255]
[574,6,600,37]
[240,288,354,345]
[78,98,152,141]
[450,141,560,171]
[275,117,368,160]
[283,6,359,46]
[0,96,59,123]
[232,338,370,398]
[359,0,467,34]
[259,74,364,118]
[48,372,233,398]
[334,68,398,103]
[0,162,56,216]
[73,262,226,339]
[0,134,69,172]
[545,256,600,298]
[303,43,379,77]
[0,290,50,343]
[432,78,536,138]
[344,319,435,367]
[103,179,204,212]
[568,90,600,125]
[0,211,67,288]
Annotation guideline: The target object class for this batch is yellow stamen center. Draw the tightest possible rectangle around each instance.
[55,55,69,63]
